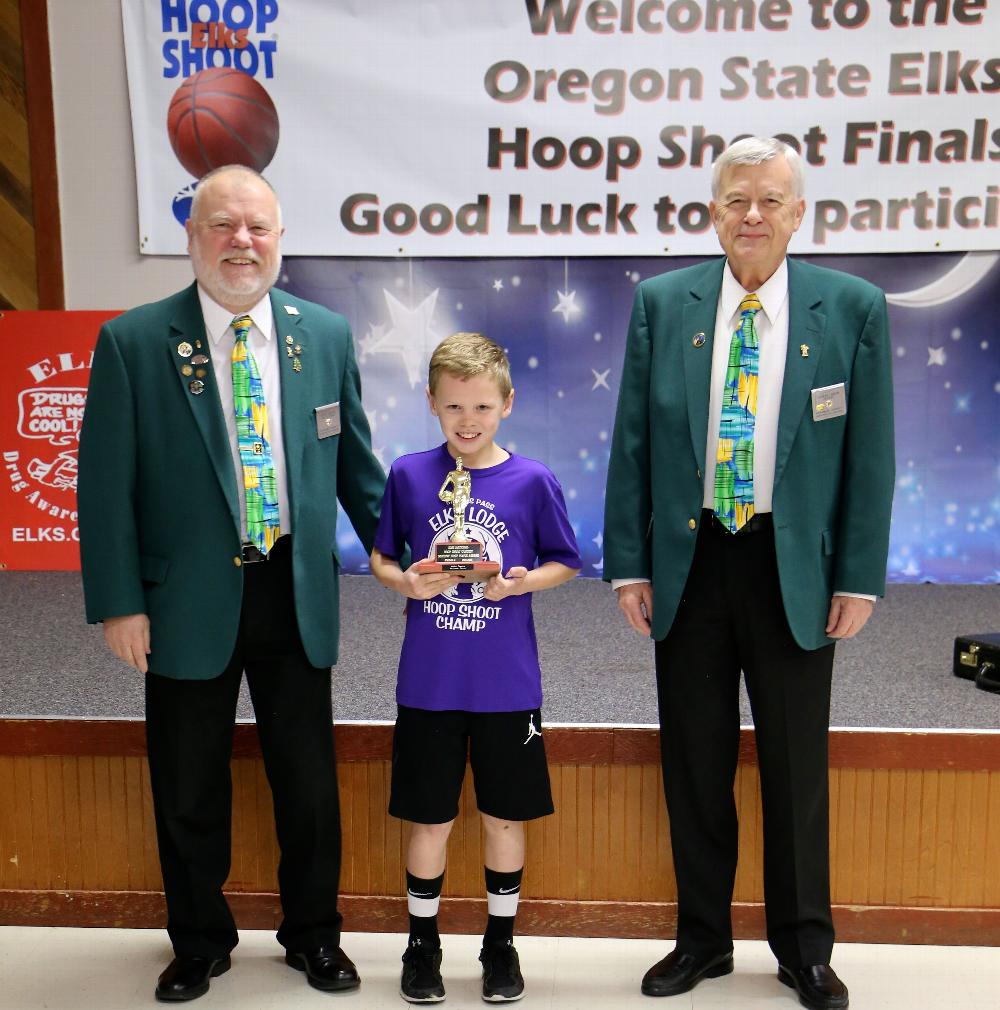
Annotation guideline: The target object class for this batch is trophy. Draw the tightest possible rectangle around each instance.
[415,456,500,582]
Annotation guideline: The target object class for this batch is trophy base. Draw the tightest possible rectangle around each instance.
[415,559,501,583]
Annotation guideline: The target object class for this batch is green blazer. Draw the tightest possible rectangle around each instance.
[78,283,385,678]
[603,257,895,651]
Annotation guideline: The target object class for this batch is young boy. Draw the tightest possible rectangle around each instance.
[370,332,581,1004]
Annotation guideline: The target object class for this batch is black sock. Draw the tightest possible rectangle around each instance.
[406,870,444,948]
[483,866,522,946]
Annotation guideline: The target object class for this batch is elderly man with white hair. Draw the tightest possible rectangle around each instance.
[79,165,385,1002]
[604,137,895,1010]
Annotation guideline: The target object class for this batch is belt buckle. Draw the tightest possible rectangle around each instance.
[241,542,267,564]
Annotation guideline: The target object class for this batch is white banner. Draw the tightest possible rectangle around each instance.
[123,0,1000,256]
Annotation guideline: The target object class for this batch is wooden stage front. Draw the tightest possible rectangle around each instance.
[1,719,998,945]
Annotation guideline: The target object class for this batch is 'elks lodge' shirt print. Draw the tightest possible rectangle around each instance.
[374,444,581,712]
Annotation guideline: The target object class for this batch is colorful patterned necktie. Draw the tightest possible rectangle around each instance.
[714,293,762,533]
[231,315,281,553]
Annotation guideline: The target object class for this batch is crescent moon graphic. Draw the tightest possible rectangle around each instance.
[885,251,1000,308]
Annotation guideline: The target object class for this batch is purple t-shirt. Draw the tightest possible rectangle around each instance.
[374,444,581,712]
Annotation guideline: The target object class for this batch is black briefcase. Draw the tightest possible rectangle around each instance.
[954,633,1000,694]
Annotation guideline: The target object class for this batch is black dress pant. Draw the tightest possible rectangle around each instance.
[145,537,343,958]
[654,512,835,969]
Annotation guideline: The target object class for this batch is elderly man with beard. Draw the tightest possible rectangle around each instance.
[78,165,385,1002]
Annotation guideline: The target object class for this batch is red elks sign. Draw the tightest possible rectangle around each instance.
[0,312,120,570]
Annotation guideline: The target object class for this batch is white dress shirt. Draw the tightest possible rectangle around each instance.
[197,285,291,539]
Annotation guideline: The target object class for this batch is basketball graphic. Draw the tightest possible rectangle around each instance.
[167,68,279,179]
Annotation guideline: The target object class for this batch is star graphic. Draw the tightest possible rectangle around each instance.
[591,368,611,391]
[927,346,946,366]
[901,559,921,576]
[363,290,440,387]
[552,289,581,322]
[358,323,386,361]
[592,557,604,573]
[493,279,504,292]
[365,408,378,436]
[372,445,386,467]
[592,531,603,550]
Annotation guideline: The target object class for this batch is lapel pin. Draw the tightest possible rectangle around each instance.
[284,305,300,316]
[800,344,809,357]
[181,364,193,377]
[191,353,209,365]
[195,368,207,378]
[285,335,293,345]
[692,332,706,348]
[288,341,305,372]
[188,379,205,395]
[195,339,203,349]
[177,341,193,358]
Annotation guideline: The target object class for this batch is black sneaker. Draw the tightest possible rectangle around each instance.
[400,939,445,1003]
[479,939,525,1002]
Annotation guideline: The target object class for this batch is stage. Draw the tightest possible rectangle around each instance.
[1,574,998,728]
[1,575,998,944]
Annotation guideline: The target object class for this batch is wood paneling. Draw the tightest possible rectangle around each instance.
[1,721,999,942]
[3,891,1000,945]
[4,719,1000,771]
[0,0,62,309]
[0,0,35,308]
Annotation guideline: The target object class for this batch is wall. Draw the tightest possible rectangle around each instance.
[47,0,188,309]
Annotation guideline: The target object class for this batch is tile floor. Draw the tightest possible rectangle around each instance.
[0,927,996,1009]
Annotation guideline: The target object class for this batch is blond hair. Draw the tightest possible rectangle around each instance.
[428,332,512,399]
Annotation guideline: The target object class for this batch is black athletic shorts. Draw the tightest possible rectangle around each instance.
[388,705,555,824]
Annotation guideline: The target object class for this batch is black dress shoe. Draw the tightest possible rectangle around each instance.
[286,945,361,992]
[155,955,231,1002]
[778,964,849,1010]
[641,948,734,997]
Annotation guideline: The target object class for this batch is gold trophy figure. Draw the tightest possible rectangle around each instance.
[439,458,473,542]
[416,456,500,581]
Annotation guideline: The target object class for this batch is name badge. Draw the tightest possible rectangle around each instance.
[811,382,847,421]
[315,402,341,438]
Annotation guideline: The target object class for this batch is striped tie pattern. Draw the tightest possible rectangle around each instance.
[231,315,281,553]
[714,293,762,533]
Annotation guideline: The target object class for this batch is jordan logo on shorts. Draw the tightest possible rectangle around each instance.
[523,713,542,745]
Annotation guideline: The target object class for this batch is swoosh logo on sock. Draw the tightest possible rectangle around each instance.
[498,886,519,894]
[408,890,433,897]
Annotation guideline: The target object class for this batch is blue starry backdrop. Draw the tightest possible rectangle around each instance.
[282,254,1000,585]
